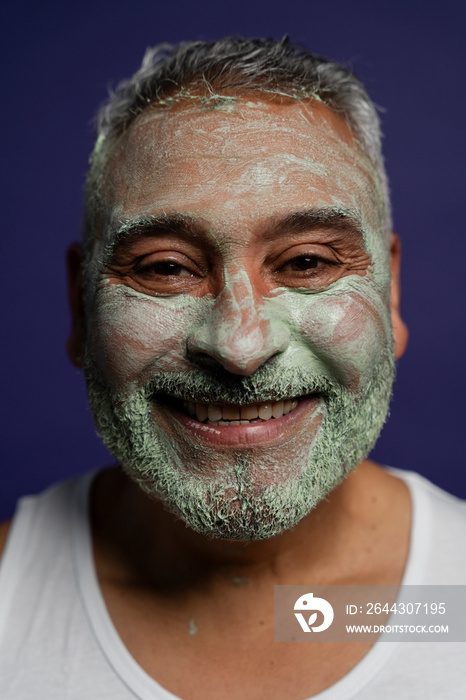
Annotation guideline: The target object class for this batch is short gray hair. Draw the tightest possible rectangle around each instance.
[83,36,391,260]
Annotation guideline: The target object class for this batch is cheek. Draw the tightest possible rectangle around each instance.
[296,291,390,388]
[88,287,193,386]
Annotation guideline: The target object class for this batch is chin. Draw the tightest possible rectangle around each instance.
[117,432,358,541]
[83,343,396,541]
[138,474,326,542]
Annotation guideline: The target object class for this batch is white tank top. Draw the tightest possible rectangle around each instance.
[0,470,465,699]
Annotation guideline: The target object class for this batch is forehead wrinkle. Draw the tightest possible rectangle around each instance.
[126,99,355,163]
[107,101,380,218]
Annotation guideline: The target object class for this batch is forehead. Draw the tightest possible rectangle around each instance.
[102,98,383,239]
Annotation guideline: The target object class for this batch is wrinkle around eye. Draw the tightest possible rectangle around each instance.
[272,262,367,291]
[103,248,208,295]
[102,268,205,297]
[273,250,340,283]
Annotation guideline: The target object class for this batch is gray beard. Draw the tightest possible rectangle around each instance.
[83,347,395,541]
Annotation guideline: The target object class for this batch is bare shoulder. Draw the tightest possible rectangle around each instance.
[0,520,12,559]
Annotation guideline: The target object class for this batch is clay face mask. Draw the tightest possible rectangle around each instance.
[83,98,396,540]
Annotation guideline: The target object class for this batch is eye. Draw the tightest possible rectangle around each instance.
[279,255,326,272]
[271,245,342,290]
[109,251,206,295]
[136,260,196,278]
[104,241,208,296]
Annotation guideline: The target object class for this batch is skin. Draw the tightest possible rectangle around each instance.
[59,97,411,698]
[68,99,406,542]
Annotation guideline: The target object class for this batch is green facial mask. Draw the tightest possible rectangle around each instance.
[83,98,395,540]
[84,272,395,541]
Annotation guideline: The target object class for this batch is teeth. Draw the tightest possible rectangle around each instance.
[196,403,208,422]
[272,400,284,419]
[240,405,259,420]
[182,398,301,424]
[258,403,273,420]
[222,405,240,420]
[207,405,223,422]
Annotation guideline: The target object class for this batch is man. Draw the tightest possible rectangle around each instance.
[0,37,464,698]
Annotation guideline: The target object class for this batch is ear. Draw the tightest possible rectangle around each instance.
[66,243,85,368]
[389,233,408,360]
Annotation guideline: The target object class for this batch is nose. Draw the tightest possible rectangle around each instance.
[187,271,290,376]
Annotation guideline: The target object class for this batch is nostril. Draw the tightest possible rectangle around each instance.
[187,347,266,377]
[187,340,287,377]
[185,350,226,372]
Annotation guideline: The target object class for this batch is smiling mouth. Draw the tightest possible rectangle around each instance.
[152,394,322,446]
[179,398,300,425]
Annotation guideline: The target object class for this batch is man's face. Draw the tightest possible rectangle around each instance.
[81,98,396,540]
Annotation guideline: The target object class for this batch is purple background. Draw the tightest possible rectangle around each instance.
[1,0,465,519]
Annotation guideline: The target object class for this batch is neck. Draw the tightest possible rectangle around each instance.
[90,460,411,594]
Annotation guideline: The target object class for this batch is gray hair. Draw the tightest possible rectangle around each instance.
[83,36,391,261]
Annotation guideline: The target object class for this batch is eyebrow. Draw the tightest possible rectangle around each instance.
[103,213,207,263]
[267,208,365,240]
[104,206,365,262]
[110,213,206,247]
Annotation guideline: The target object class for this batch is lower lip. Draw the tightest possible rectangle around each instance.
[162,396,322,447]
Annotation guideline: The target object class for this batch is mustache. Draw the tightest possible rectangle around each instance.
[144,363,336,405]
